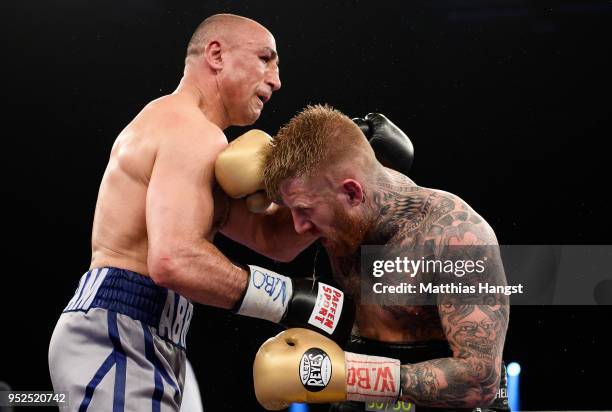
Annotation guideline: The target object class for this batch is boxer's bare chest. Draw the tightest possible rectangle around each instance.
[329,253,445,343]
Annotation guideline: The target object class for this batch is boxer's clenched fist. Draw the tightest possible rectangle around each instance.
[237,267,355,344]
[253,328,347,410]
[215,129,274,212]
[353,113,414,176]
[253,328,401,410]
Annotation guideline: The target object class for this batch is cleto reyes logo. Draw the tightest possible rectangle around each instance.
[346,365,397,395]
[300,348,332,392]
[307,283,344,335]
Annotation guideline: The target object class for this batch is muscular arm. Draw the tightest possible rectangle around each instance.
[397,199,509,408]
[220,198,317,262]
[400,303,507,408]
[146,117,247,309]
[369,183,509,408]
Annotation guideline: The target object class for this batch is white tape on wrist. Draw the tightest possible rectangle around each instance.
[345,352,401,403]
[237,265,293,323]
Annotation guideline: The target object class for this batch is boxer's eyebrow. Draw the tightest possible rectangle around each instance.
[294,202,311,210]
[262,47,279,66]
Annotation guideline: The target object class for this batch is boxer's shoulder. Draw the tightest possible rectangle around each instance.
[122,97,228,177]
[389,187,497,248]
[425,188,493,231]
[132,94,227,147]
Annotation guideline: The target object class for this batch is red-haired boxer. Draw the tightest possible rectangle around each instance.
[257,105,510,412]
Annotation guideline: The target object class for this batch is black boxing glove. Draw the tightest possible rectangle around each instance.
[353,113,414,175]
[235,265,355,344]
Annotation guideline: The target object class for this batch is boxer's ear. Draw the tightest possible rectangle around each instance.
[204,40,223,71]
[341,179,364,206]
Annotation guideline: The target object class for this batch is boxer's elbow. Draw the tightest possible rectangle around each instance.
[148,250,182,288]
[477,387,499,408]
[459,384,497,409]
[453,360,500,408]
[473,371,500,407]
[480,392,498,408]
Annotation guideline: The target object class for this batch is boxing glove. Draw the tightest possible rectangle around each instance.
[353,113,414,176]
[253,328,401,410]
[236,266,355,344]
[214,129,274,212]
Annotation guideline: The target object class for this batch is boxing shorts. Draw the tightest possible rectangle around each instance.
[49,267,193,412]
[329,335,509,412]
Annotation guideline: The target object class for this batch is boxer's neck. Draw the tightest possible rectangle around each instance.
[362,169,422,244]
[176,67,230,129]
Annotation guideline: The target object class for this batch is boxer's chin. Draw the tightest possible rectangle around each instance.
[241,111,260,126]
[323,204,368,257]
[323,238,361,257]
[249,98,263,120]
[233,104,261,126]
[321,237,350,256]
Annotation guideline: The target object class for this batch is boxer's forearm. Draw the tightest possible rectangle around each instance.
[259,206,317,260]
[399,358,499,408]
[222,199,316,262]
[148,239,247,309]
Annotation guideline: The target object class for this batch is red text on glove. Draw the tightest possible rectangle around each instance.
[346,365,396,394]
[308,283,344,334]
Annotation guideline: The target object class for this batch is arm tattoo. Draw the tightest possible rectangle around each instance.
[369,177,509,408]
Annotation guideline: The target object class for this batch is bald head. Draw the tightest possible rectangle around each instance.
[186,14,270,59]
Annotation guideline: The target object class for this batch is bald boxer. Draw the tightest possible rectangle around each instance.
[256,105,510,411]
[48,15,358,412]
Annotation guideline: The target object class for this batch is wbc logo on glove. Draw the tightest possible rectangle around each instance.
[307,283,344,335]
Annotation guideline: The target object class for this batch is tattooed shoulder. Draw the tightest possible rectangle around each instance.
[388,188,496,250]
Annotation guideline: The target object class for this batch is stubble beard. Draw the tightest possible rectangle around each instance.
[324,202,370,257]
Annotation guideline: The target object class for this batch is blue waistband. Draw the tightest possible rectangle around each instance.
[63,267,193,349]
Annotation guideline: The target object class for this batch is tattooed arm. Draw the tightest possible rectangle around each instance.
[398,197,509,408]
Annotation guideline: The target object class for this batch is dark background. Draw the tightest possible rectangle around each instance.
[2,0,611,410]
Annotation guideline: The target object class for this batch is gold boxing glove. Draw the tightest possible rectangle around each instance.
[214,130,273,212]
[254,328,402,410]
[253,328,347,410]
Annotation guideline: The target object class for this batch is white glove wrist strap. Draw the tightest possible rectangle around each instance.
[237,265,293,323]
[345,352,401,403]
